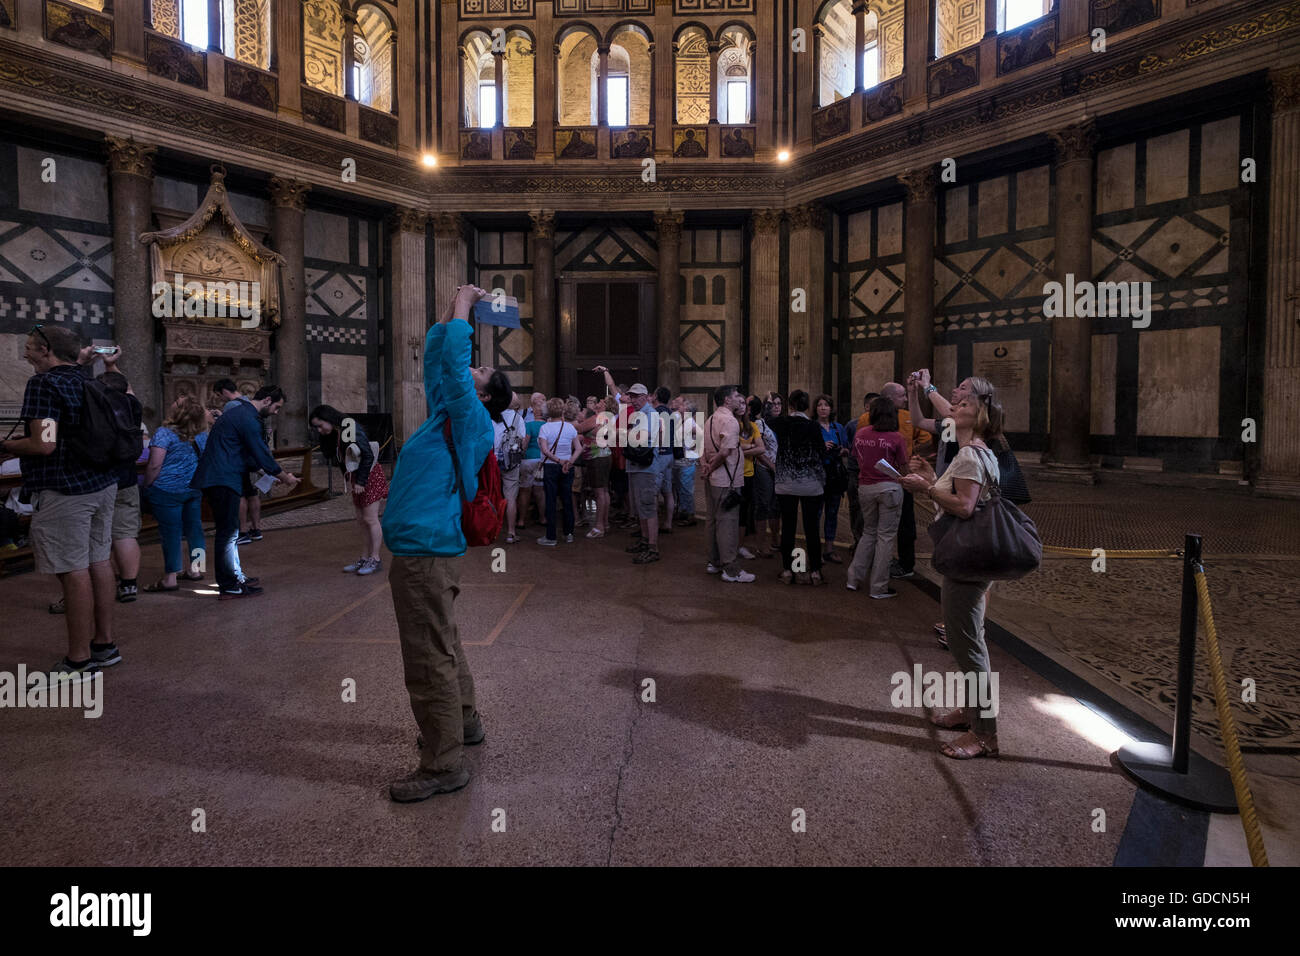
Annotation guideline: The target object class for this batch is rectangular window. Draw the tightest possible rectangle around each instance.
[479,84,496,129]
[862,47,879,90]
[607,75,629,128]
[726,80,748,125]
[181,0,209,50]
[1003,0,1046,31]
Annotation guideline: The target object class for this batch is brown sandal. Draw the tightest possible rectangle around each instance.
[940,732,999,759]
[929,709,970,730]
[143,580,179,593]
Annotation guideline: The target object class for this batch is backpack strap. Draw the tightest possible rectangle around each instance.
[443,419,467,504]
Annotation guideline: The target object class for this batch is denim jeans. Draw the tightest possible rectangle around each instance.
[673,460,696,518]
[543,463,575,539]
[144,485,204,575]
[204,486,243,591]
[823,489,844,550]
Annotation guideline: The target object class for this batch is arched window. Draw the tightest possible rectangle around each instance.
[717,26,754,123]
[222,0,272,70]
[303,0,345,96]
[935,0,984,58]
[999,0,1050,31]
[556,28,599,126]
[512,275,526,303]
[605,25,652,127]
[692,275,706,305]
[817,0,854,106]
[462,31,496,128]
[674,26,710,125]
[354,4,394,112]
[712,275,726,305]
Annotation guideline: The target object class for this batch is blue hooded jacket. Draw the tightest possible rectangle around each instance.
[381,320,493,557]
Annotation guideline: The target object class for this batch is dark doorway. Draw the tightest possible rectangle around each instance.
[558,277,655,398]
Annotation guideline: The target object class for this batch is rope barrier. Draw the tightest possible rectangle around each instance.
[1193,568,1270,867]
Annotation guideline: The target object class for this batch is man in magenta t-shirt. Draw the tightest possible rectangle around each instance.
[846,396,910,598]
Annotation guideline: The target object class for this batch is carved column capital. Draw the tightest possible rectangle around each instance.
[788,203,826,232]
[751,208,783,234]
[269,177,311,211]
[1048,120,1099,164]
[388,206,428,234]
[104,136,157,179]
[898,167,937,204]
[432,212,465,239]
[529,210,556,240]
[654,210,685,242]
[1270,66,1300,112]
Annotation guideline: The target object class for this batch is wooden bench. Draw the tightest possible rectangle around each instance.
[0,445,328,577]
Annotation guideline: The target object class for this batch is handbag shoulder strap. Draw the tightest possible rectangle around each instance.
[711,417,737,486]
[443,419,467,504]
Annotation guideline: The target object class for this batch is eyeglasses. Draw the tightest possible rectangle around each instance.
[30,324,50,350]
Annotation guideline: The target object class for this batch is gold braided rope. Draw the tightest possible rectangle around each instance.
[1194,568,1269,867]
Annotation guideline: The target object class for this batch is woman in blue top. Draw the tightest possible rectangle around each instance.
[815,394,850,564]
[142,397,210,592]
[382,284,513,803]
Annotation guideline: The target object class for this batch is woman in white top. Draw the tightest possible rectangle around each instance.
[537,397,582,545]
[495,397,528,544]
[901,391,1004,760]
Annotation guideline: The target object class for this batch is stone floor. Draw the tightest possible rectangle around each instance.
[1,483,1294,867]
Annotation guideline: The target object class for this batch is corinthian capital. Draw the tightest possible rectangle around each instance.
[388,206,428,234]
[529,210,556,240]
[269,177,311,211]
[654,210,685,242]
[105,136,157,179]
[1048,121,1099,164]
[751,208,783,234]
[898,167,936,204]
[788,203,826,232]
[432,212,465,239]
[1270,66,1300,112]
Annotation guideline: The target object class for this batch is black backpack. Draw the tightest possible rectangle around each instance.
[65,380,143,470]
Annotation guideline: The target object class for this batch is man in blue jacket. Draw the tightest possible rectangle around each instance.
[383,284,511,802]
[191,387,298,600]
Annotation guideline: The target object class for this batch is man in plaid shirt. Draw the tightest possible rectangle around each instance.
[0,325,122,682]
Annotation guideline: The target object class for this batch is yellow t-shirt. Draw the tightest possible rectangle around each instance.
[741,421,760,478]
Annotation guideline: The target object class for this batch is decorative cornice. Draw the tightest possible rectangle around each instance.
[432,211,465,238]
[388,206,428,234]
[529,210,556,239]
[654,209,685,241]
[898,168,936,204]
[751,208,783,234]
[104,135,156,178]
[788,202,826,231]
[1048,121,1098,164]
[1271,64,1300,111]
[268,176,310,211]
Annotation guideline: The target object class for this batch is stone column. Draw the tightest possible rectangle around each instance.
[276,0,303,114]
[207,0,222,54]
[853,1,868,92]
[269,177,311,447]
[707,39,721,124]
[432,213,469,325]
[388,208,428,443]
[105,137,159,426]
[493,49,505,129]
[903,0,930,106]
[530,211,557,397]
[899,168,936,383]
[1044,122,1098,482]
[343,11,358,100]
[597,45,610,127]
[655,211,685,395]
[748,209,783,398]
[1257,68,1300,498]
[985,0,999,38]
[788,203,827,396]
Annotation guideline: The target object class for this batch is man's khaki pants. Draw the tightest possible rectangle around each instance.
[390,555,477,773]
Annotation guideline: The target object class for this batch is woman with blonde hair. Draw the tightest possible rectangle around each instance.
[142,396,211,592]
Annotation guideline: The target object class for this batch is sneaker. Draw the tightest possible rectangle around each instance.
[721,569,756,583]
[846,582,859,591]
[738,546,756,560]
[219,583,264,601]
[357,558,382,576]
[48,597,66,615]
[89,643,122,668]
[705,563,722,574]
[674,516,698,527]
[0,541,17,552]
[235,532,253,545]
[249,529,264,541]
[343,557,367,573]
[870,589,899,600]
[116,582,137,604]
[389,766,471,802]
[632,548,660,565]
[51,658,97,685]
[238,576,261,587]
[564,533,575,544]
[538,537,557,547]
[625,540,649,554]
[889,560,914,579]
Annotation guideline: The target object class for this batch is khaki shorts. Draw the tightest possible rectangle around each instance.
[30,484,117,575]
[112,483,141,540]
[501,465,520,501]
[519,459,542,490]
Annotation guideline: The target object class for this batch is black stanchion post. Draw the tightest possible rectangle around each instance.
[1170,533,1201,774]
[1115,532,1236,812]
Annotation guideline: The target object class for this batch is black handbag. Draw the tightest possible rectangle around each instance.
[994,442,1031,505]
[928,448,1042,583]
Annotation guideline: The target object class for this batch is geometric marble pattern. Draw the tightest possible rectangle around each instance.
[305,268,367,318]
[0,294,112,325]
[306,322,366,345]
[680,319,724,371]
[0,224,113,290]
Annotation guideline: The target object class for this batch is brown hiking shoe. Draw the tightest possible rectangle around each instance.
[389,766,470,802]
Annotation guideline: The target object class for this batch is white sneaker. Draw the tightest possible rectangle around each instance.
[705,563,722,574]
[738,546,756,560]
[538,537,557,547]
[845,582,859,591]
[357,558,382,576]
[721,569,756,583]
[343,557,366,572]
[564,533,575,544]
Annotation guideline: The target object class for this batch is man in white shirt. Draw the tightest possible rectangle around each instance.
[701,384,753,583]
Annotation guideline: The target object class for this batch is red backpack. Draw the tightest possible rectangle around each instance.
[443,419,507,547]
